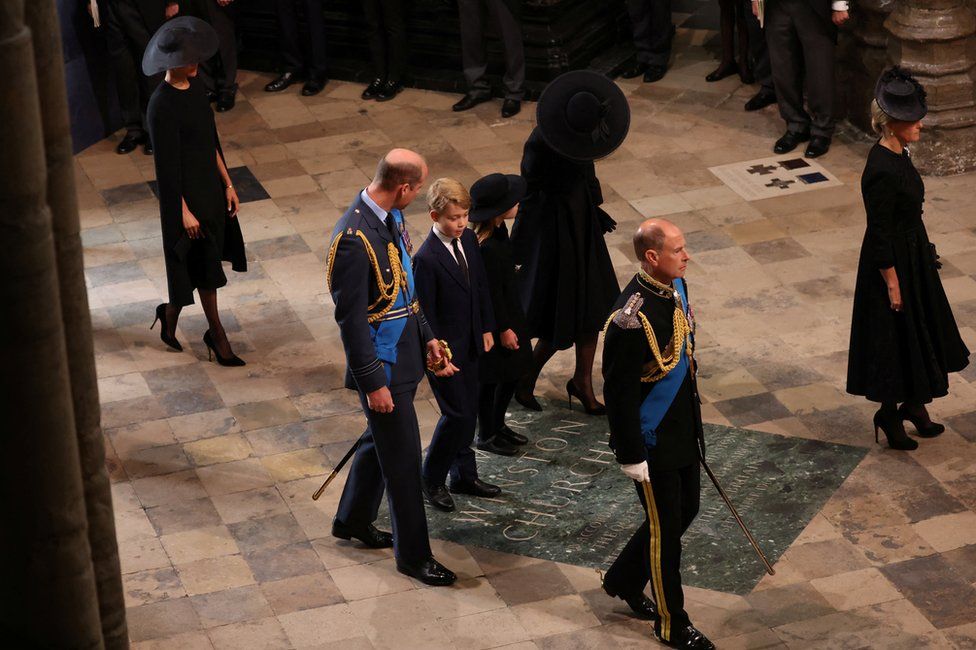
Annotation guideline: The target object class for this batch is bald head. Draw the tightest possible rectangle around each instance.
[375,148,427,192]
[634,218,690,281]
[633,219,680,261]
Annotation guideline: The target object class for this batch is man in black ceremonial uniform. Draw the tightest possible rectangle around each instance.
[326,148,458,586]
[601,218,714,650]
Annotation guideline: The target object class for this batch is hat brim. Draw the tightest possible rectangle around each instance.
[469,175,527,223]
[142,17,219,76]
[877,97,927,123]
[536,70,631,162]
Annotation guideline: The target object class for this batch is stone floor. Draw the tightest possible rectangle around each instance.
[77,27,976,650]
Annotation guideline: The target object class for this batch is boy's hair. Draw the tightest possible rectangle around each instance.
[426,178,471,214]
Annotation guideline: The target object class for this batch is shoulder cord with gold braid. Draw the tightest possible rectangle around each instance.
[326,231,408,324]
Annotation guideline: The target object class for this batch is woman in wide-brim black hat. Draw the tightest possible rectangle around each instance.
[510,70,630,415]
[144,16,248,366]
[847,66,969,449]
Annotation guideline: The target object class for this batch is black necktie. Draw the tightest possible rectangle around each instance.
[451,238,469,284]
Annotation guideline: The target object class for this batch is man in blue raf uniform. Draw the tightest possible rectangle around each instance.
[326,148,458,586]
[600,218,715,650]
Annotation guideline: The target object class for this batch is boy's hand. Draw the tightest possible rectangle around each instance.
[500,329,519,350]
[434,361,459,378]
[483,332,494,353]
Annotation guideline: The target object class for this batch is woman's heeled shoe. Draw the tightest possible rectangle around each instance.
[515,391,543,412]
[150,303,183,352]
[203,330,246,367]
[898,404,945,438]
[706,61,738,82]
[873,409,918,450]
[567,379,606,416]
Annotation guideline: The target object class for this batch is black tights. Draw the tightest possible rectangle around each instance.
[478,381,518,443]
[881,401,932,425]
[165,288,235,356]
[518,333,602,408]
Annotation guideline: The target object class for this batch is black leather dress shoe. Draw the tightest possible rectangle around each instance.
[744,90,777,112]
[302,74,327,96]
[397,556,457,586]
[603,583,658,620]
[773,130,810,154]
[501,99,521,118]
[643,65,667,83]
[453,92,491,112]
[215,90,236,112]
[206,90,217,103]
[375,80,403,102]
[423,482,456,511]
[361,78,384,100]
[331,519,393,549]
[705,61,737,82]
[476,436,518,457]
[116,131,145,155]
[804,135,831,158]
[450,477,502,498]
[660,624,715,650]
[496,425,528,446]
[265,71,300,93]
[143,139,153,155]
[619,61,648,79]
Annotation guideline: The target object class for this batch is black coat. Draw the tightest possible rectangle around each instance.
[478,224,533,383]
[412,227,496,363]
[847,144,969,403]
[510,127,621,349]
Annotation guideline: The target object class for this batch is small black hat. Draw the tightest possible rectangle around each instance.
[536,70,631,162]
[142,16,219,76]
[469,173,527,223]
[875,67,927,122]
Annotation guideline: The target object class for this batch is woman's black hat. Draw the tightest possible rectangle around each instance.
[470,173,527,223]
[875,67,927,122]
[142,16,219,76]
[536,70,631,162]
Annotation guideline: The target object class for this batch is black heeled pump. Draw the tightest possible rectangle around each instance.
[567,379,606,416]
[203,330,245,367]
[150,303,183,352]
[898,404,945,438]
[874,409,918,450]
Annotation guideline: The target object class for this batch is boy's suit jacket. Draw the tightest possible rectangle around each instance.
[413,227,496,361]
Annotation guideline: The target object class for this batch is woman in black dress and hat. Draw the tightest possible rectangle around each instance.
[470,173,534,456]
[511,71,630,415]
[144,16,248,365]
[847,67,970,449]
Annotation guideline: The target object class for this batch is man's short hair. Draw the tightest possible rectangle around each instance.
[375,156,423,191]
[426,178,471,213]
[633,222,666,260]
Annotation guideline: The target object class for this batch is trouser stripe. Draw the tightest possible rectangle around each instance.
[642,480,671,642]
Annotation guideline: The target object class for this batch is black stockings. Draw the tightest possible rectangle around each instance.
[165,289,235,357]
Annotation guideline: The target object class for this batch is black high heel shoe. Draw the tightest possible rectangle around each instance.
[567,379,606,416]
[873,409,918,450]
[898,404,945,438]
[514,391,543,412]
[150,303,183,352]
[203,330,246,367]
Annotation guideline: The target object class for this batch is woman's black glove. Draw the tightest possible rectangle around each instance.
[597,207,617,233]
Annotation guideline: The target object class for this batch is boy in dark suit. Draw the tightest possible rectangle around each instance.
[413,178,501,512]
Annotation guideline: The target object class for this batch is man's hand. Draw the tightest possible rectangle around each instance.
[832,10,849,25]
[620,461,649,483]
[483,332,494,353]
[426,339,444,365]
[165,2,179,18]
[434,361,459,378]
[366,386,394,413]
[500,328,519,350]
[751,0,759,17]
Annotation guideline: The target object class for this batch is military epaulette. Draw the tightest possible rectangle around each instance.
[612,293,644,330]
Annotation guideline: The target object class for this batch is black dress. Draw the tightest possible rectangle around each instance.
[847,143,969,404]
[510,127,621,350]
[147,78,246,308]
[478,223,533,383]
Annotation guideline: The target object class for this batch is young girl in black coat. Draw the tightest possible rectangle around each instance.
[469,174,534,456]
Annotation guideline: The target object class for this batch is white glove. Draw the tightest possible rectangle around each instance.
[620,461,649,483]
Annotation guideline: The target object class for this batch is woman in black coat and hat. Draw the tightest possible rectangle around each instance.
[144,16,248,365]
[847,67,969,449]
[511,71,629,415]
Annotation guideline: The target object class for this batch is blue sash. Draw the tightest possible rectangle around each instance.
[369,209,414,382]
[638,278,691,448]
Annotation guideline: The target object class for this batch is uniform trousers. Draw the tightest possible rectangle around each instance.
[274,0,328,76]
[102,0,162,135]
[336,387,432,565]
[424,354,480,486]
[765,0,835,137]
[458,0,525,100]
[604,462,700,643]
[364,0,407,82]
[626,0,674,67]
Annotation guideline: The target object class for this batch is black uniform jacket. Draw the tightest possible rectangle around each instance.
[327,194,435,395]
[602,274,702,472]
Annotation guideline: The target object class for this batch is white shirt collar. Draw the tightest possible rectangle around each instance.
[360,188,388,224]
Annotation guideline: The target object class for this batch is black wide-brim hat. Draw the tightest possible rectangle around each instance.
[142,16,219,76]
[536,70,631,162]
[469,173,527,223]
[875,66,928,122]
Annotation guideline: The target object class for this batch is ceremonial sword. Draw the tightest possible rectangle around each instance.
[312,435,364,501]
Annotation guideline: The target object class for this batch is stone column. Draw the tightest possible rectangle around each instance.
[0,1,105,646]
[23,0,129,646]
[839,0,895,132]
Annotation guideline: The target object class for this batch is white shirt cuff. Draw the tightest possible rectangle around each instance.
[832,1,849,10]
